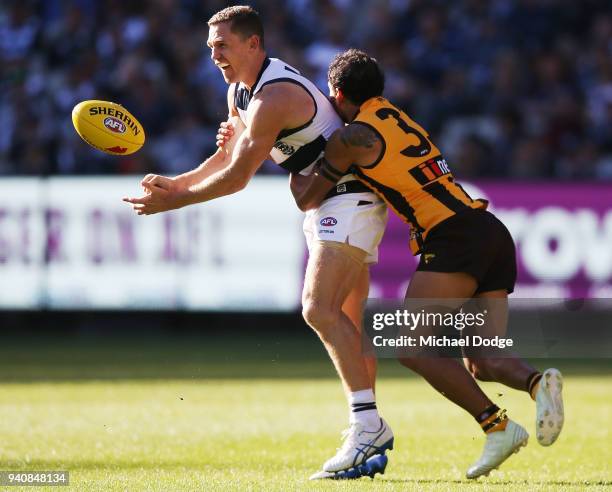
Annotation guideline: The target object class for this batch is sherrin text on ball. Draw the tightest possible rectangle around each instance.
[72,100,145,155]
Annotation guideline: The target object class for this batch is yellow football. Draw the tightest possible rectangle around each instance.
[72,100,145,155]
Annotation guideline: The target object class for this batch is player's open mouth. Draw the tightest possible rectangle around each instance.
[217,63,230,71]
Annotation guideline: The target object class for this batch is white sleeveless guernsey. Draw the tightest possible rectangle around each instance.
[234,57,359,186]
[234,57,387,264]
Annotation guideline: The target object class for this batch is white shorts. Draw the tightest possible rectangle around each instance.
[303,192,388,264]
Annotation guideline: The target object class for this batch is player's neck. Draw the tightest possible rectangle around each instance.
[345,104,360,122]
[242,51,268,91]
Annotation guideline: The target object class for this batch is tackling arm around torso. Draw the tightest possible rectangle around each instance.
[291,123,383,211]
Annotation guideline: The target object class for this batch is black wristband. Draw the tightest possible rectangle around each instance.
[317,166,338,182]
[320,157,344,180]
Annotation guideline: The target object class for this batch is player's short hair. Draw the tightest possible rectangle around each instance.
[208,6,265,49]
[328,49,385,105]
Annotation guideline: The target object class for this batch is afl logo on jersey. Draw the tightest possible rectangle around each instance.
[103,116,127,134]
[320,217,337,226]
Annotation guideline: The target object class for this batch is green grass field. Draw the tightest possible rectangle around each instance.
[0,335,610,491]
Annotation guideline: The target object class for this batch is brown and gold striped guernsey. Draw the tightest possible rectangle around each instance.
[352,97,488,254]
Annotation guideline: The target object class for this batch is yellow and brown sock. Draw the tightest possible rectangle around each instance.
[527,371,543,400]
[475,404,508,433]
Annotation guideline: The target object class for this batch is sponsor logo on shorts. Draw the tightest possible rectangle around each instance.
[103,116,127,134]
[319,230,334,234]
[423,253,436,264]
[320,217,337,226]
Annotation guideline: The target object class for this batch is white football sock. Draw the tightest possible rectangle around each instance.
[349,388,380,429]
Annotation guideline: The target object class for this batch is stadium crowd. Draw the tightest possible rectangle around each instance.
[1,0,611,179]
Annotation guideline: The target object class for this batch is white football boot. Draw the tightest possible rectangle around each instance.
[535,368,564,446]
[466,419,529,479]
[322,418,394,473]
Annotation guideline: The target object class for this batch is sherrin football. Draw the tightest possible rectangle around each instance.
[72,100,145,155]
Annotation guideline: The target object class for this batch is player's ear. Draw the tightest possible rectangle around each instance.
[335,88,345,104]
[248,34,260,51]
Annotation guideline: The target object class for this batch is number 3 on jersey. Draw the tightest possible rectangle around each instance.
[375,108,431,158]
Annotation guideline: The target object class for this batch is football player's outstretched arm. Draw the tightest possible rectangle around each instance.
[124,86,288,215]
[124,87,241,210]
[291,123,382,211]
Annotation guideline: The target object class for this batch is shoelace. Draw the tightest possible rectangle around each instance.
[337,423,364,453]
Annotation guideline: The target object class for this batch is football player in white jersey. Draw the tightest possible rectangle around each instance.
[124,5,393,477]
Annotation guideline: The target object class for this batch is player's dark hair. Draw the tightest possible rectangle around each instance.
[208,6,265,49]
[328,49,384,105]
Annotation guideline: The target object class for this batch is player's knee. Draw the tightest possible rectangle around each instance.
[466,358,495,381]
[468,363,487,380]
[302,299,339,335]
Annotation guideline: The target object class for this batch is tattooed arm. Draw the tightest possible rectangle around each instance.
[290,122,383,211]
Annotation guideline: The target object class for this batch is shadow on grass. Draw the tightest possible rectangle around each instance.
[1,334,610,382]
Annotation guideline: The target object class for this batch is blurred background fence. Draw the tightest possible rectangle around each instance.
[0,178,611,314]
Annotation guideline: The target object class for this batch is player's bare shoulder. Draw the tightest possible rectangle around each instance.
[335,122,384,167]
[254,82,315,129]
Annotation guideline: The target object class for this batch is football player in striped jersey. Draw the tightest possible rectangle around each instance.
[292,49,564,479]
